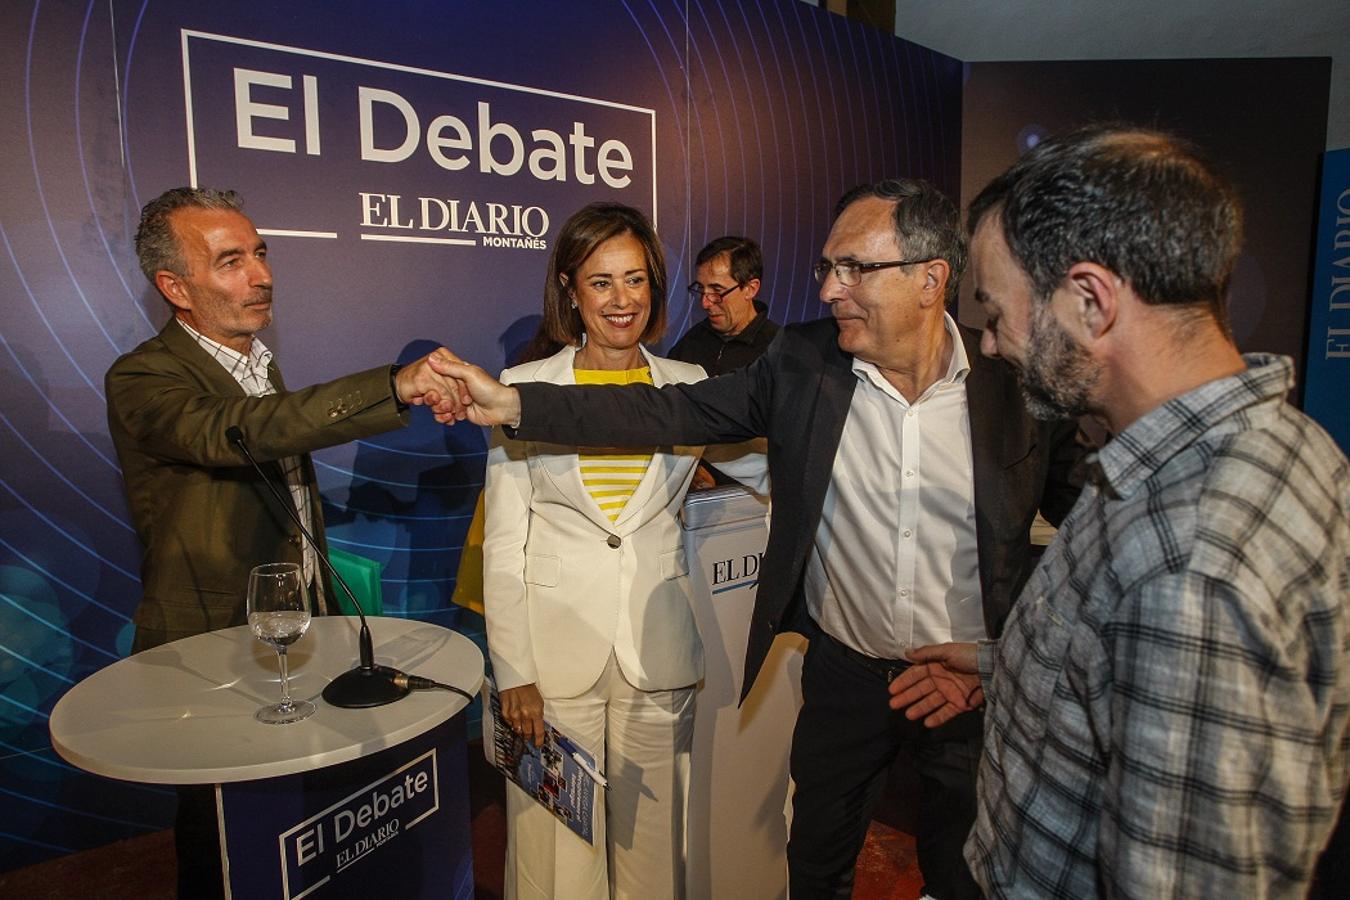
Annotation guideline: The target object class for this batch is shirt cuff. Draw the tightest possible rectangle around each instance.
[977,639,998,691]
[389,364,409,412]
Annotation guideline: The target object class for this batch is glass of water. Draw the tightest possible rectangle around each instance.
[247,562,315,724]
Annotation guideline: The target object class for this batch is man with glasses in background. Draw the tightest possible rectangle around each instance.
[669,235,779,375]
[431,179,1084,899]
[669,236,780,486]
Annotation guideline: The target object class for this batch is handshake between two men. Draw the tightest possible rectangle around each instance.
[422,351,524,427]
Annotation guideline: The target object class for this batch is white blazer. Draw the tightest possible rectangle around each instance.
[483,344,707,698]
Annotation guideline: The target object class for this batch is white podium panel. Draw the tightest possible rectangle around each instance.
[683,487,804,900]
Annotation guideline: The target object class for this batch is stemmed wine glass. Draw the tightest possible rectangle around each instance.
[247,562,315,724]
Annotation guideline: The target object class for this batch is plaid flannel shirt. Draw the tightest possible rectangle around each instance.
[971,354,1350,898]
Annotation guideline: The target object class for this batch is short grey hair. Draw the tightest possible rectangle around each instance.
[134,187,244,283]
[833,179,967,304]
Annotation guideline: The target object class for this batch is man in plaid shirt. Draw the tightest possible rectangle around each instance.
[891,125,1349,897]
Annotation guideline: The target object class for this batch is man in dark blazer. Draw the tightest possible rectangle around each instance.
[105,186,457,898]
[435,179,1084,899]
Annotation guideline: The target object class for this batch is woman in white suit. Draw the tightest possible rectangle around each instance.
[484,203,706,899]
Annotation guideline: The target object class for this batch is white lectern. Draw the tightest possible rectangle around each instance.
[683,486,804,900]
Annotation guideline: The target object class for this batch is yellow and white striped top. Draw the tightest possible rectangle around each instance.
[574,366,655,523]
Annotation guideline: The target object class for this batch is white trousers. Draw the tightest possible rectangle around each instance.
[505,652,695,900]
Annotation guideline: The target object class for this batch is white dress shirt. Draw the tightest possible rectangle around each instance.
[177,318,324,610]
[805,313,985,659]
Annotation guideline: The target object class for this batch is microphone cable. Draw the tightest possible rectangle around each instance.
[392,673,475,702]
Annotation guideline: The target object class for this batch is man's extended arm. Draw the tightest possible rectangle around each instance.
[432,346,775,447]
[107,347,465,466]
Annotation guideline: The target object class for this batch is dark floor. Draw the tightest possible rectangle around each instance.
[0,740,922,900]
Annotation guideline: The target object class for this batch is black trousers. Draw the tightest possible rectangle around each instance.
[175,784,224,900]
[787,628,983,900]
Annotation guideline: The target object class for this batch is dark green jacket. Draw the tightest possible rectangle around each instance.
[106,319,408,649]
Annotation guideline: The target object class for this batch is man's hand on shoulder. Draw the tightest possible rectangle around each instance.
[427,353,522,428]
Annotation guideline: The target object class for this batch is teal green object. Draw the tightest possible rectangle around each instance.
[327,548,384,617]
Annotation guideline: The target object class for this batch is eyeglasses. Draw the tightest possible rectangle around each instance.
[686,281,744,302]
[812,257,936,287]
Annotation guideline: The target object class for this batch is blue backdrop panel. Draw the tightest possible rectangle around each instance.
[0,0,961,871]
[1305,147,1350,453]
[676,0,960,332]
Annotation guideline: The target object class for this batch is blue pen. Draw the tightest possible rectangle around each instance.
[554,735,609,790]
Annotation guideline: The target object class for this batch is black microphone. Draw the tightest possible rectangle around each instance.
[226,425,410,708]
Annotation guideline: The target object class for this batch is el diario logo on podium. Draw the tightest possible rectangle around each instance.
[710,552,763,595]
[277,749,440,898]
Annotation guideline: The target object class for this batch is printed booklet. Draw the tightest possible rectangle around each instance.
[481,679,600,844]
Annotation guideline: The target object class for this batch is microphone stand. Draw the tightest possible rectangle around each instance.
[227,426,409,708]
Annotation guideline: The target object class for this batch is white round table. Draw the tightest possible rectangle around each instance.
[49,616,483,784]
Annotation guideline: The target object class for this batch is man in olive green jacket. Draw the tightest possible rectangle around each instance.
[106,186,461,899]
[107,320,408,649]
[107,187,457,652]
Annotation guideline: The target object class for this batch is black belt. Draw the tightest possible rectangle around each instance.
[817,628,912,683]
